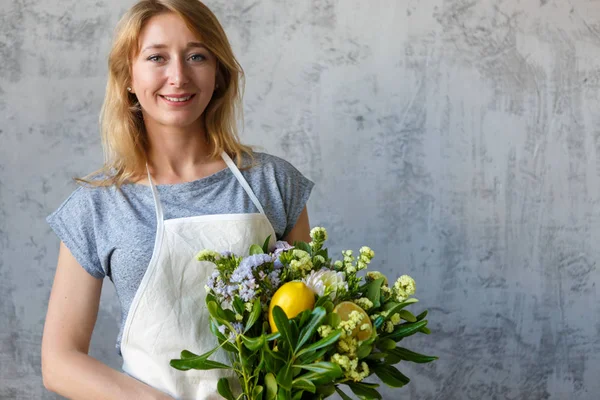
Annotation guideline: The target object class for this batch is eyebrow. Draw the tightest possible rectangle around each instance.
[141,42,207,52]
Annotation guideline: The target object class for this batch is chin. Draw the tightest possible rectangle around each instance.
[160,114,203,129]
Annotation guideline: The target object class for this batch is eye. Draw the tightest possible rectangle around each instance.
[147,55,164,62]
[189,53,206,62]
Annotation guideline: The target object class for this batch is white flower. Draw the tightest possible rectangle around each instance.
[303,269,348,299]
[310,227,328,242]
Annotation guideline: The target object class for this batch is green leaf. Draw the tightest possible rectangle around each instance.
[385,320,428,341]
[298,347,327,365]
[233,296,245,315]
[276,363,293,391]
[210,320,226,339]
[266,331,281,342]
[373,315,385,329]
[245,298,262,332]
[365,352,387,361]
[262,235,272,253]
[364,278,384,308]
[266,346,287,363]
[399,310,416,322]
[169,357,230,371]
[296,307,327,351]
[180,350,198,359]
[356,342,373,359]
[387,298,419,309]
[265,372,278,400]
[252,385,264,400]
[416,310,428,321]
[173,346,219,366]
[325,312,341,328]
[314,296,329,308]
[294,362,343,385]
[217,378,235,400]
[382,299,419,317]
[335,386,353,400]
[294,361,342,375]
[290,320,300,347]
[272,306,295,350]
[420,327,432,334]
[222,307,237,322]
[347,382,382,399]
[217,336,238,353]
[293,241,312,255]
[297,371,339,386]
[207,301,222,322]
[277,389,291,400]
[209,320,237,352]
[388,347,438,363]
[292,378,316,393]
[322,300,334,314]
[296,329,341,357]
[291,391,303,400]
[316,384,336,397]
[241,334,265,351]
[249,244,264,255]
[297,309,312,329]
[373,364,410,387]
[352,382,379,389]
[377,339,396,351]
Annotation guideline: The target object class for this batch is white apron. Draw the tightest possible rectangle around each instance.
[121,152,276,399]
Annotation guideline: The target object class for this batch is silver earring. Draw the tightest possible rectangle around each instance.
[215,84,219,89]
[127,87,132,92]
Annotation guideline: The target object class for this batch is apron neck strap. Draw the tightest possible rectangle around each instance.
[221,152,266,215]
[146,163,165,222]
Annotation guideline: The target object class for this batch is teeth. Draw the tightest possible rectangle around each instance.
[163,95,192,102]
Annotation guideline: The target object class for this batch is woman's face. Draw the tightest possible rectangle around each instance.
[130,12,217,130]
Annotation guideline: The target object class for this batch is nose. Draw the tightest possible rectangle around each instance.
[167,57,189,88]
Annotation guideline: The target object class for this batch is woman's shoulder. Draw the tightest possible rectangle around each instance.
[243,151,314,194]
[246,151,304,176]
[49,173,128,218]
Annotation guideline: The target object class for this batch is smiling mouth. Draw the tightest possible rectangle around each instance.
[160,94,195,102]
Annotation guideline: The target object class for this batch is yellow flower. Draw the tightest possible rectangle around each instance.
[385,321,394,333]
[394,275,416,296]
[195,249,221,262]
[353,297,373,310]
[317,325,333,338]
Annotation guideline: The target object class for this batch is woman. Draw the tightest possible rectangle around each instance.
[41,1,313,399]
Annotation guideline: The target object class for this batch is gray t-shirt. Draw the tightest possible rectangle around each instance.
[47,152,314,354]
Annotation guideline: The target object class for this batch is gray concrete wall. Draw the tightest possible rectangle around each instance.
[1,0,599,399]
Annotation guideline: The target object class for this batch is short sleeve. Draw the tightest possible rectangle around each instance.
[46,187,105,279]
[260,154,315,239]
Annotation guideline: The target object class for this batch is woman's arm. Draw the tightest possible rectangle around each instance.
[283,206,311,244]
[42,242,173,400]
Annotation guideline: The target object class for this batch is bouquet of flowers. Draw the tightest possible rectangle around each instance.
[170,227,436,400]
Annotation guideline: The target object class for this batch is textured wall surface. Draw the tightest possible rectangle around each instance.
[1,0,599,399]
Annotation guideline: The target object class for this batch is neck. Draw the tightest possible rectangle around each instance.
[144,117,219,183]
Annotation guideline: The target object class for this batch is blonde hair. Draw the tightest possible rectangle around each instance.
[80,0,253,187]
